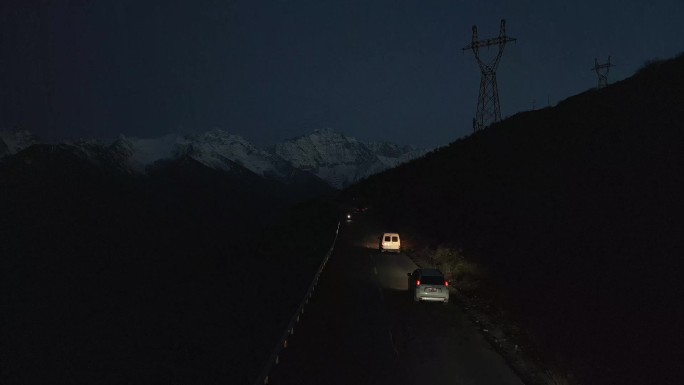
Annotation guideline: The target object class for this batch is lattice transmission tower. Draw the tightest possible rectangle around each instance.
[463,19,516,132]
[592,56,614,89]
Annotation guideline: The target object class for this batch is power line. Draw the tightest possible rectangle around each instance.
[591,56,614,89]
[463,19,516,132]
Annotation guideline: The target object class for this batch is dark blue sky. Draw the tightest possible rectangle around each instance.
[2,0,683,148]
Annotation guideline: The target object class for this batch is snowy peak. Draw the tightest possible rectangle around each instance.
[0,129,39,157]
[1,128,426,189]
[110,134,182,173]
[105,131,281,177]
[273,129,375,172]
[177,130,285,177]
[273,129,426,189]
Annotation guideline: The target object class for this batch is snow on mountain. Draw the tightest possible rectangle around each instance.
[273,129,376,169]
[0,129,38,157]
[369,141,429,169]
[175,130,288,178]
[103,130,295,178]
[3,128,426,188]
[110,134,182,173]
[68,139,112,161]
[272,128,427,188]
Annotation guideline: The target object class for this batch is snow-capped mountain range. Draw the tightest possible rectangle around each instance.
[0,128,427,188]
[273,129,426,188]
[0,129,39,157]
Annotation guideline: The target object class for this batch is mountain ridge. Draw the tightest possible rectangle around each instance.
[0,128,426,188]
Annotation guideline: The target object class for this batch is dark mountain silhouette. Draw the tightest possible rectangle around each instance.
[0,137,8,156]
[345,53,684,385]
[0,143,337,384]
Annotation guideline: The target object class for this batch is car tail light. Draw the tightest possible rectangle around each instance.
[445,280,449,286]
[416,280,420,286]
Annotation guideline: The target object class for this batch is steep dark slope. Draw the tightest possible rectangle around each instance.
[345,53,684,385]
[0,145,337,384]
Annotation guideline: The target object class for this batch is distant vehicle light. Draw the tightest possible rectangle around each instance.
[416,280,420,286]
[346,214,351,219]
[445,281,449,286]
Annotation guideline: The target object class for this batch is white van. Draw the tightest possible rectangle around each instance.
[379,233,401,253]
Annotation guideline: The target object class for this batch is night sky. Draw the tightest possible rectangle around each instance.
[2,0,683,148]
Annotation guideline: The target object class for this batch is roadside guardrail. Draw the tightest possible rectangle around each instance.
[252,219,341,385]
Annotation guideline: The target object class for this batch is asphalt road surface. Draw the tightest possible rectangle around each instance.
[267,216,524,385]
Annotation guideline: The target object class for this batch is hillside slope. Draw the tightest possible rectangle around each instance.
[345,53,684,385]
[0,144,338,384]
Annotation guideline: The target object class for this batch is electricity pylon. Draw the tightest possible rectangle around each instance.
[592,56,614,89]
[463,19,516,132]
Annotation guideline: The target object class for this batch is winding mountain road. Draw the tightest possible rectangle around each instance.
[266,214,524,385]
